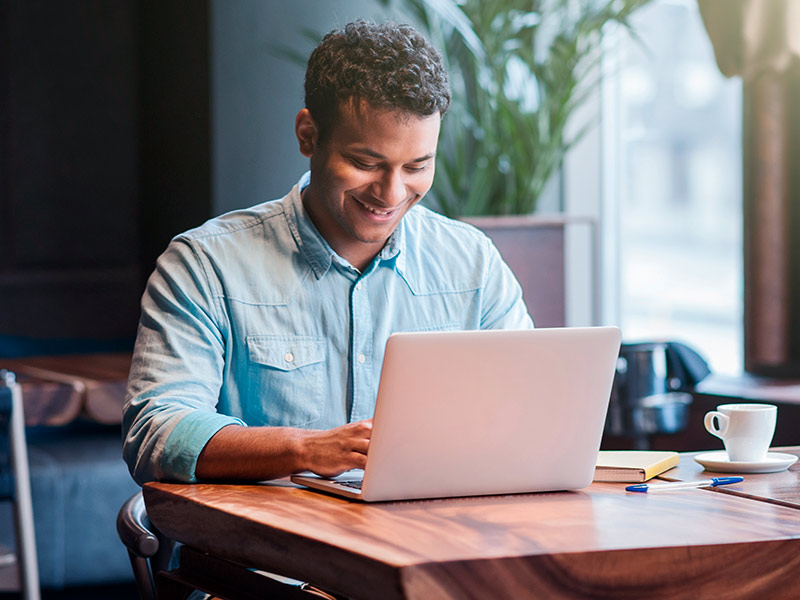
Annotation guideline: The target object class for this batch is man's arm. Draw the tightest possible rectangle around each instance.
[123,237,236,485]
[195,419,372,481]
[124,238,373,484]
[125,236,370,485]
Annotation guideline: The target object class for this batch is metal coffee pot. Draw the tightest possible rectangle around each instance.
[605,341,711,449]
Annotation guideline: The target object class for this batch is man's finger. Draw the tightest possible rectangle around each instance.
[352,438,370,454]
[351,452,368,469]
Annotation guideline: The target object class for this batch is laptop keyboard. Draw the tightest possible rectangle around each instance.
[338,480,363,490]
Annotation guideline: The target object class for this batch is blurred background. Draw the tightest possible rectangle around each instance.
[4,0,793,376]
[1,0,800,596]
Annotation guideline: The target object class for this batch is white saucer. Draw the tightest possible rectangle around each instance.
[694,451,798,474]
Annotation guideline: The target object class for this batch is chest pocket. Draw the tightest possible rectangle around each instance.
[246,335,326,427]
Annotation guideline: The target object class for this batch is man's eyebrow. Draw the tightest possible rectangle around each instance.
[350,147,435,163]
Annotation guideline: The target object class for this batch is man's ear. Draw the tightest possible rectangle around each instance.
[295,108,318,158]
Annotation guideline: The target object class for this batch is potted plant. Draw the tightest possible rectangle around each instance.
[384,0,649,217]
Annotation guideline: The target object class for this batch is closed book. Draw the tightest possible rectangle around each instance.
[594,450,680,483]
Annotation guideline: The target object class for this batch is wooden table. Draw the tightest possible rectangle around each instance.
[144,452,800,599]
[0,353,131,426]
[660,446,800,510]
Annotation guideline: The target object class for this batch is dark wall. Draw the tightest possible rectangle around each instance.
[788,60,800,366]
[0,1,215,345]
[742,60,800,376]
[138,0,213,285]
[0,1,143,342]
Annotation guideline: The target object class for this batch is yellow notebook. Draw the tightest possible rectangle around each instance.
[594,450,680,483]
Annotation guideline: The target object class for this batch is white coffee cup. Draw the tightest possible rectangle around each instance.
[703,403,777,462]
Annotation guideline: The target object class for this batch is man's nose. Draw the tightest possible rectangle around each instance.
[377,170,406,206]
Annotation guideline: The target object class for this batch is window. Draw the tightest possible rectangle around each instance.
[605,0,743,374]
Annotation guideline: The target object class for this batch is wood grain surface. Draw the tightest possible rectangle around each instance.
[662,447,800,510]
[2,373,83,427]
[1,353,131,425]
[144,478,800,599]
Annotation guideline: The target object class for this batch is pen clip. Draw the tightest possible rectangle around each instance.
[625,484,648,492]
[709,476,743,487]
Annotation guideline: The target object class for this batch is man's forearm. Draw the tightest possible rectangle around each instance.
[195,419,372,481]
[195,424,306,481]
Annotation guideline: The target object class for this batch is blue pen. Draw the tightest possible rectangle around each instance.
[626,476,744,493]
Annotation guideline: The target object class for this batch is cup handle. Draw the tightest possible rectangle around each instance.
[704,411,729,439]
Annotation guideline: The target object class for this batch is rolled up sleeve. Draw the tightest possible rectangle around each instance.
[122,238,244,485]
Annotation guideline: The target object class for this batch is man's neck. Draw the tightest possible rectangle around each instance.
[301,186,384,272]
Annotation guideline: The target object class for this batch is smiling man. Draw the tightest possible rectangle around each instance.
[123,20,533,485]
[297,98,440,271]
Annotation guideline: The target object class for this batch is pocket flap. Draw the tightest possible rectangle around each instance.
[247,336,326,371]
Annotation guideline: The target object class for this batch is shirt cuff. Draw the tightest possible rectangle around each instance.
[160,411,245,482]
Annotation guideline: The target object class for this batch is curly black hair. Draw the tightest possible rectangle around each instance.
[305,19,451,142]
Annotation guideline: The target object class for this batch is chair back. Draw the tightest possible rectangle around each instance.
[0,381,14,500]
[116,491,174,600]
[0,370,40,600]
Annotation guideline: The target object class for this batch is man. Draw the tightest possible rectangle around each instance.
[123,19,533,485]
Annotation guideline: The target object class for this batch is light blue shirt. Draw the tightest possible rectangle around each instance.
[123,173,533,484]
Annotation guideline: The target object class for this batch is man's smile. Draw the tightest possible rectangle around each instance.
[354,196,398,217]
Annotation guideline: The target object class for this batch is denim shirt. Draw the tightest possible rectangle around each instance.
[123,173,533,484]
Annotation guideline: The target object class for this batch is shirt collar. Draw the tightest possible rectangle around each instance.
[376,214,405,272]
[286,172,333,279]
[286,171,407,279]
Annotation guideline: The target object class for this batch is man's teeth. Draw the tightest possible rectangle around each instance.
[357,199,392,215]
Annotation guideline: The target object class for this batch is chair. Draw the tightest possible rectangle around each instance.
[116,492,174,600]
[0,370,41,600]
[1,351,143,588]
[117,491,345,600]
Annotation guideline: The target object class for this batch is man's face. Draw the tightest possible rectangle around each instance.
[297,99,441,270]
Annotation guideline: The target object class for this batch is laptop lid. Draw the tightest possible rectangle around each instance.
[291,326,621,502]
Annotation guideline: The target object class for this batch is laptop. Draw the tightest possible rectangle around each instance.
[291,326,621,502]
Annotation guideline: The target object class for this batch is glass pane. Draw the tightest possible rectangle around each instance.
[616,0,743,374]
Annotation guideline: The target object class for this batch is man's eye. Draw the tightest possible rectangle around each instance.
[352,159,377,170]
[406,164,428,173]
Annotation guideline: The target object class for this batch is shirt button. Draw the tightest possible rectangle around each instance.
[284,352,294,363]
[357,353,366,364]
[356,282,363,291]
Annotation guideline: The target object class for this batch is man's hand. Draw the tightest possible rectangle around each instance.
[195,419,372,482]
[299,419,373,478]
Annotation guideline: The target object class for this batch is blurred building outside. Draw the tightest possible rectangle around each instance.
[604,0,743,375]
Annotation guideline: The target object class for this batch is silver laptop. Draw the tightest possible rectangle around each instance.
[291,326,621,502]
